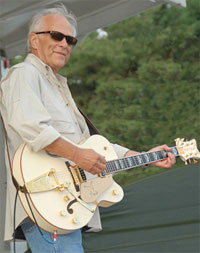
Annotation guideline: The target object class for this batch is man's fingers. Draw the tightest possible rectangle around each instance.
[162,144,172,151]
[168,152,176,164]
[99,155,106,165]
[83,150,106,175]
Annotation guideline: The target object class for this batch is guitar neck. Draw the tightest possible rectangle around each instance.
[105,146,179,175]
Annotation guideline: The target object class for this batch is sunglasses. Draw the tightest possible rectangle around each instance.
[35,31,78,46]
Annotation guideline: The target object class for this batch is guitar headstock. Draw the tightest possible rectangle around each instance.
[175,138,200,165]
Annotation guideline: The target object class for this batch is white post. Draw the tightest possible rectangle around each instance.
[0,116,11,252]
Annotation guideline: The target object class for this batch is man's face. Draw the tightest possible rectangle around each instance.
[30,15,74,74]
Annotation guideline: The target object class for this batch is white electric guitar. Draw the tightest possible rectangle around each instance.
[12,135,199,234]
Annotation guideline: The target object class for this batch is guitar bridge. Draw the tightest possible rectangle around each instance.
[66,162,86,192]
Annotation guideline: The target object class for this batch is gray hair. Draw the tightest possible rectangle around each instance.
[27,4,77,52]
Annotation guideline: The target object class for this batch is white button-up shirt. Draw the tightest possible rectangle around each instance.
[0,53,129,241]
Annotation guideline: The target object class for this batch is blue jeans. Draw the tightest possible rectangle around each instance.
[21,221,84,253]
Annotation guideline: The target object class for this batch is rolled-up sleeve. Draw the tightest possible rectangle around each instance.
[25,126,60,152]
[112,143,129,158]
[1,64,61,152]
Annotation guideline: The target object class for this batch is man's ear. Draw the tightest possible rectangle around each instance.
[29,33,39,50]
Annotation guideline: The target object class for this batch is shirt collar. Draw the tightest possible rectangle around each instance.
[25,53,55,77]
[25,53,68,87]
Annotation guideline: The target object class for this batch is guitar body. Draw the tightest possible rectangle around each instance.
[12,135,124,234]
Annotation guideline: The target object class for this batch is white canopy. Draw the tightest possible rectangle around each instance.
[0,0,186,58]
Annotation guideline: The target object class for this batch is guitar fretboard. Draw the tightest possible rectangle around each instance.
[104,147,179,175]
[79,147,179,180]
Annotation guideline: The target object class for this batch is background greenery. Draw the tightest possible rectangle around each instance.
[12,0,200,186]
[61,0,200,184]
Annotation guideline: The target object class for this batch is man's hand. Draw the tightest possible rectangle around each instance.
[148,144,176,168]
[124,145,176,169]
[44,137,106,175]
[73,147,106,175]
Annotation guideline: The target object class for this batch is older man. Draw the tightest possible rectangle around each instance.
[0,4,175,253]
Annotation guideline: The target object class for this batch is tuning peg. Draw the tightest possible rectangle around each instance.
[192,159,198,164]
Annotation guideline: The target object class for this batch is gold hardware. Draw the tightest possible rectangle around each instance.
[50,168,61,186]
[57,184,66,192]
[104,146,107,150]
[193,159,198,164]
[69,165,81,186]
[72,218,79,224]
[112,189,118,196]
[98,169,106,178]
[25,169,60,193]
[59,210,67,216]
[64,195,70,202]
[49,168,56,174]
[74,166,84,183]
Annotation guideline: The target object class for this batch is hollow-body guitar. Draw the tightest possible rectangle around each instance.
[12,135,199,234]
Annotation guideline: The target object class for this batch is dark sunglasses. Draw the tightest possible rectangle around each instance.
[35,31,78,46]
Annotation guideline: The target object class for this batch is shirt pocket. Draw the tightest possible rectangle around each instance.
[52,120,75,134]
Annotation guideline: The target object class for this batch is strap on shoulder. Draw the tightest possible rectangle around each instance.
[78,107,100,135]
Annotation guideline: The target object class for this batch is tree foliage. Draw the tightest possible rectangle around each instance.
[59,0,200,153]
[11,1,199,154]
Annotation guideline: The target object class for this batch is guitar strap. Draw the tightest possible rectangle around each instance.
[0,115,23,191]
[1,115,27,240]
[1,107,99,188]
[1,109,98,236]
[78,107,100,135]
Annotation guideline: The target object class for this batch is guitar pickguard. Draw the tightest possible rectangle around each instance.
[80,175,113,203]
